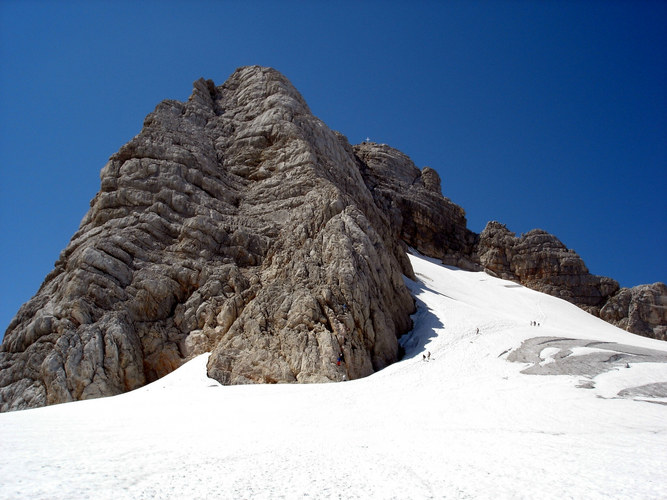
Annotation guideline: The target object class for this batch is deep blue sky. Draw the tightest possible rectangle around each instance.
[1,0,666,337]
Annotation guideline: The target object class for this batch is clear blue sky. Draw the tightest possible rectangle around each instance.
[1,0,666,338]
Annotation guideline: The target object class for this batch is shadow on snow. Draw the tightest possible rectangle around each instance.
[399,277,445,361]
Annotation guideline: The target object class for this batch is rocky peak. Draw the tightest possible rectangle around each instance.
[476,221,666,340]
[420,167,443,195]
[0,66,415,411]
[1,66,664,412]
[354,142,478,269]
[478,221,620,309]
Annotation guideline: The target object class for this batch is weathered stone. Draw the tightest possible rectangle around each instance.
[478,222,620,309]
[1,66,415,411]
[600,283,667,341]
[354,142,478,270]
[476,221,666,338]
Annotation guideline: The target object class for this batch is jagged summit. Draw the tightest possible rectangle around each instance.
[1,66,664,411]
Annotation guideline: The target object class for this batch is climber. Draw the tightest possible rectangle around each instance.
[427,351,431,361]
[337,354,344,366]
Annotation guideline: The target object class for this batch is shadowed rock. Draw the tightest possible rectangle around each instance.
[354,142,478,270]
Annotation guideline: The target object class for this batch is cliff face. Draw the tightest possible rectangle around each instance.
[600,283,667,341]
[0,67,417,411]
[1,66,664,411]
[354,143,478,270]
[477,222,620,311]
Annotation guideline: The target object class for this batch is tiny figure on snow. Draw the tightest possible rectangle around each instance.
[427,351,431,361]
[423,354,426,361]
[476,328,479,335]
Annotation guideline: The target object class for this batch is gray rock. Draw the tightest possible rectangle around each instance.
[600,283,667,341]
[354,142,478,270]
[507,336,667,378]
[507,336,667,401]
[478,222,620,308]
[1,66,414,411]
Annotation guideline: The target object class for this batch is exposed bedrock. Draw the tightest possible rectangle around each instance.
[599,283,667,341]
[0,66,414,411]
[477,221,620,308]
[353,142,479,270]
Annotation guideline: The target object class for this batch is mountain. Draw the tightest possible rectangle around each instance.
[1,66,665,411]
[1,252,665,499]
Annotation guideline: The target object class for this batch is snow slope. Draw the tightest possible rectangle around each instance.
[1,253,666,499]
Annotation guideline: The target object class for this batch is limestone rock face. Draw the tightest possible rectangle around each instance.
[478,221,620,310]
[0,66,414,411]
[354,142,478,270]
[600,283,667,341]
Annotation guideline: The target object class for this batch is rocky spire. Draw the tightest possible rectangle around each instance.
[0,66,416,411]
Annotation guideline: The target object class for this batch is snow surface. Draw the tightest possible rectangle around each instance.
[2,253,667,499]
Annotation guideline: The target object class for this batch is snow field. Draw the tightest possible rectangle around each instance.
[1,253,666,499]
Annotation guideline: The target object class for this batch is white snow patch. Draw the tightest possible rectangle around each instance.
[594,362,667,399]
[539,347,561,365]
[1,252,666,499]
[569,346,622,357]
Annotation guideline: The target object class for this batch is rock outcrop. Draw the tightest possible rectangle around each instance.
[1,65,665,411]
[600,283,667,341]
[477,221,620,312]
[477,221,666,340]
[354,143,478,270]
[0,67,415,411]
